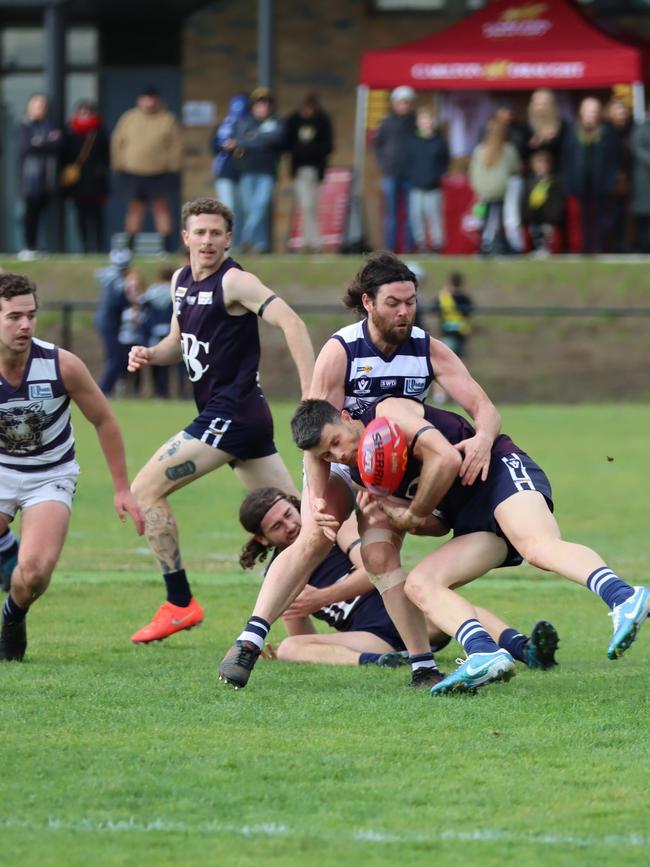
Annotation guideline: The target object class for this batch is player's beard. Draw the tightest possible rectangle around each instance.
[371,310,415,345]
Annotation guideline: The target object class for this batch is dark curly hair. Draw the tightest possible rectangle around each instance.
[0,272,39,306]
[239,487,301,570]
[342,250,419,315]
[181,197,234,232]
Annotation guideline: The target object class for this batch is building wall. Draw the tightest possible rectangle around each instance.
[182,0,448,248]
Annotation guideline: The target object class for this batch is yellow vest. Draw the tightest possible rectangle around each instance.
[438,288,471,337]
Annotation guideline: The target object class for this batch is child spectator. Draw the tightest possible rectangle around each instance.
[407,107,449,253]
[522,150,565,257]
[117,270,146,396]
[140,266,185,398]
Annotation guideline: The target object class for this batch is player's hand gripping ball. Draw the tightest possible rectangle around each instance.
[358,417,408,496]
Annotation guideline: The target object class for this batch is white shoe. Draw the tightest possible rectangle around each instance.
[17,249,37,261]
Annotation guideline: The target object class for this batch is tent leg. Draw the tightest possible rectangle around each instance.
[342,84,369,252]
[633,81,646,122]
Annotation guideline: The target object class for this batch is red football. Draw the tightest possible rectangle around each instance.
[357,416,408,496]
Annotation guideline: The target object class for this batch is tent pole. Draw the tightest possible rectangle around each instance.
[632,81,646,122]
[342,84,369,252]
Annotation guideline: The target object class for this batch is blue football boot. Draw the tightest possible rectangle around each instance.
[607,586,650,660]
[431,649,515,696]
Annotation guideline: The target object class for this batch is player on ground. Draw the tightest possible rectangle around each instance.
[0,273,144,662]
[291,398,650,694]
[219,251,501,688]
[127,198,314,644]
[238,486,558,675]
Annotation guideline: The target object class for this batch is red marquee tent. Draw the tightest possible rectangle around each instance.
[359,0,649,92]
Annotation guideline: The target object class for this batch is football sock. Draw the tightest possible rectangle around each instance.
[498,628,528,663]
[456,619,499,655]
[237,616,270,650]
[2,595,27,625]
[163,569,192,607]
[409,651,438,673]
[429,635,452,653]
[0,529,18,558]
[586,567,634,610]
[359,652,382,665]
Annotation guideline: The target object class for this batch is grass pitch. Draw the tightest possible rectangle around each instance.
[3,401,649,867]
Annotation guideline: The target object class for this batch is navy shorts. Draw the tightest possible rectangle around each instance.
[119,172,176,203]
[184,402,277,461]
[345,593,405,651]
[453,451,553,567]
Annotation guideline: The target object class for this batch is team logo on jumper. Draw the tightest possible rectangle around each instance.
[356,364,373,374]
[0,402,46,453]
[198,291,213,305]
[380,378,397,390]
[186,296,197,305]
[404,377,426,395]
[352,377,371,395]
[180,333,210,382]
[175,286,187,297]
[28,383,53,400]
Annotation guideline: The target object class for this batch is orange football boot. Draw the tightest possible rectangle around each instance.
[131,598,204,644]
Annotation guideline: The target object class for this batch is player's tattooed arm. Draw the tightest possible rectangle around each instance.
[157,438,182,461]
[164,461,196,481]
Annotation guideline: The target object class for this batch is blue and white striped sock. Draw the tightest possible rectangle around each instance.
[456,619,499,655]
[409,652,438,672]
[236,616,270,650]
[586,567,634,610]
[2,595,27,625]
[498,628,528,663]
[0,529,18,555]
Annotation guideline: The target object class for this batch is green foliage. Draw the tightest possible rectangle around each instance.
[4,401,650,866]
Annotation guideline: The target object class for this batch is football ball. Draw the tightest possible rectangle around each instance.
[357,416,408,496]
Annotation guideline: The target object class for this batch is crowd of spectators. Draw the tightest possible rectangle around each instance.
[13,81,650,258]
[374,85,649,257]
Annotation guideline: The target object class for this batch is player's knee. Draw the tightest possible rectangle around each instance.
[275,637,299,662]
[130,473,161,509]
[404,569,426,606]
[516,536,550,570]
[17,556,53,595]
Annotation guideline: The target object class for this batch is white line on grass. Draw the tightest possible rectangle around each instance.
[0,818,647,849]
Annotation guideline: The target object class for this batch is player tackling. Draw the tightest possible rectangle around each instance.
[290,397,650,694]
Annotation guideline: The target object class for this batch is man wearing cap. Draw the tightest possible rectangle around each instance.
[374,86,417,253]
[110,88,183,254]
[94,248,132,395]
[232,88,285,253]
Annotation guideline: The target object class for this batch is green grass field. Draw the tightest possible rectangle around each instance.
[3,401,649,867]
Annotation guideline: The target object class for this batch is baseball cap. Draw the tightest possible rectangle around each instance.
[250,86,273,103]
[391,86,416,104]
[109,248,132,269]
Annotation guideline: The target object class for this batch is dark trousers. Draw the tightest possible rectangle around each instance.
[24,194,50,249]
[634,215,650,253]
[74,199,105,253]
[98,332,124,395]
[579,194,609,254]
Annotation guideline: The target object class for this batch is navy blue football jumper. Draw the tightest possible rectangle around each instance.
[175,259,276,459]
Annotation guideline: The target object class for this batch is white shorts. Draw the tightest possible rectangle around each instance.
[0,460,80,520]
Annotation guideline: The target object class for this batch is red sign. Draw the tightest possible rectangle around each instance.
[288,167,352,253]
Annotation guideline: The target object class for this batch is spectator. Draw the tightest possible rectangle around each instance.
[16,93,63,260]
[284,93,334,253]
[469,118,520,256]
[605,97,633,253]
[526,89,567,169]
[432,270,474,359]
[94,248,131,396]
[492,100,527,254]
[61,99,110,253]
[234,87,285,253]
[522,150,565,257]
[110,87,182,254]
[562,97,621,255]
[212,94,249,251]
[117,270,146,396]
[631,109,650,252]
[140,266,185,398]
[374,85,417,252]
[407,107,449,254]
